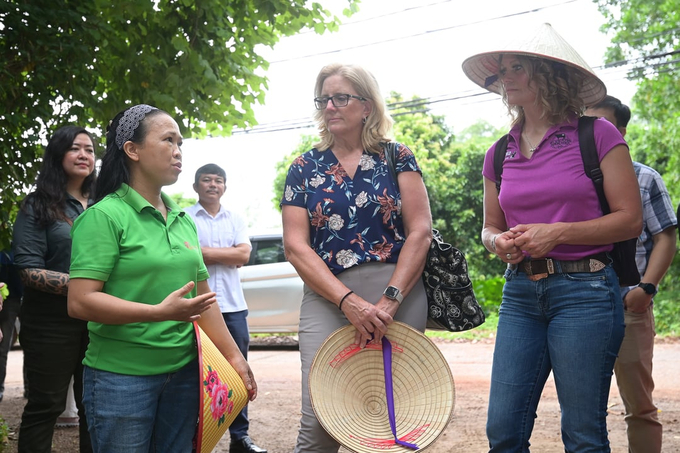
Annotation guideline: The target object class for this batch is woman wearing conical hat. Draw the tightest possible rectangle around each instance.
[462,23,642,452]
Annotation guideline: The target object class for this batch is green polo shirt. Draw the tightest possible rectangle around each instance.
[70,184,209,375]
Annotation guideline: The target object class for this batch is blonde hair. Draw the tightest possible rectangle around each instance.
[500,55,587,127]
[313,63,393,154]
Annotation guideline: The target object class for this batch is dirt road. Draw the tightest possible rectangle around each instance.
[2,338,679,452]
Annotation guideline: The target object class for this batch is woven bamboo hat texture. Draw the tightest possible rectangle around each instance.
[194,323,249,453]
[309,321,455,452]
[461,22,606,106]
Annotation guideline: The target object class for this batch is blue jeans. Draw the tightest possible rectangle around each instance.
[82,360,199,453]
[222,310,250,441]
[487,265,624,453]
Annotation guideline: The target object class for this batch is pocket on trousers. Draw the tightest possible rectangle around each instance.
[563,271,607,283]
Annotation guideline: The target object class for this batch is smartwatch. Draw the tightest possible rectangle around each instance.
[383,285,404,304]
[637,282,657,296]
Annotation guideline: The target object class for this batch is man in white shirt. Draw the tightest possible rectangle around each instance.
[185,164,266,453]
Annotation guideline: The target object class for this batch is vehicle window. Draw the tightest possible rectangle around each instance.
[251,239,286,265]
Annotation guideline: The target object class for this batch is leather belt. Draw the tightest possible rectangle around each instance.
[510,253,609,281]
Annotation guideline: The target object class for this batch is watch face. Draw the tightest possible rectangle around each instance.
[639,283,656,295]
[385,286,398,298]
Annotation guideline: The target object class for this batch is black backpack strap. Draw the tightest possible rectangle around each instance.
[578,116,611,214]
[493,134,509,192]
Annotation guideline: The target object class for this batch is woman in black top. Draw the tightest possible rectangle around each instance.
[12,125,96,453]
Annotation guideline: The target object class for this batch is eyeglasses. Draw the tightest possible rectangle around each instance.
[314,94,367,110]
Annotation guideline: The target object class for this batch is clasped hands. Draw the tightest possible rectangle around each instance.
[494,223,561,263]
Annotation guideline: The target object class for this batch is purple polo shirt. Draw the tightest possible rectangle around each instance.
[482,116,627,260]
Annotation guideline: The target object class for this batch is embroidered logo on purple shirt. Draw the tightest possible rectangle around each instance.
[550,133,571,149]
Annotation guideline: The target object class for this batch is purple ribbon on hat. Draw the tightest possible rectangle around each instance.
[381,336,419,450]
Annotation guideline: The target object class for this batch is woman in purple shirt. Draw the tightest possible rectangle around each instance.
[281,63,432,452]
[462,24,642,452]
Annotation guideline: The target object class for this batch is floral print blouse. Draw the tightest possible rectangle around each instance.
[281,142,422,275]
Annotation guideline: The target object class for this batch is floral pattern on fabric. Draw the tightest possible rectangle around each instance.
[203,365,235,426]
[281,143,421,275]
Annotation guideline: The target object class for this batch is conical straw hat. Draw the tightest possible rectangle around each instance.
[194,323,249,453]
[462,22,606,106]
[309,322,455,452]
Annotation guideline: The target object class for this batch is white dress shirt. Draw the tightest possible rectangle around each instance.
[185,203,251,313]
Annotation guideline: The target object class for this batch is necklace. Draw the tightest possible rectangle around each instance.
[523,133,539,153]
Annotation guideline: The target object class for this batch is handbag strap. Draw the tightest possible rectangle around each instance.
[381,336,419,450]
[384,142,400,192]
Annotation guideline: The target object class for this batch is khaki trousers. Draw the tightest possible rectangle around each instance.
[294,262,428,453]
[614,305,662,453]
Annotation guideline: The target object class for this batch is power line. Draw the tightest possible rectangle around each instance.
[620,26,680,45]
[232,1,678,136]
[295,0,456,35]
[231,59,678,136]
[596,50,680,69]
[268,0,578,64]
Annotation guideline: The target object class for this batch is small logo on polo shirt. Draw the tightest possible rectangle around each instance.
[551,134,571,149]
[184,241,197,250]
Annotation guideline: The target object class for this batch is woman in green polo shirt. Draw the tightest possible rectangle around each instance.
[68,105,257,453]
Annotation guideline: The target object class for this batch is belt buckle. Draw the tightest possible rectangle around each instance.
[525,260,549,281]
[524,260,548,282]
[589,259,606,272]
[546,258,555,274]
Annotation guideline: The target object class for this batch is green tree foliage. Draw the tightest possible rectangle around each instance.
[169,192,197,209]
[446,132,505,277]
[0,0,358,249]
[594,0,680,199]
[595,0,680,189]
[595,0,680,334]
[272,134,317,209]
[595,0,680,121]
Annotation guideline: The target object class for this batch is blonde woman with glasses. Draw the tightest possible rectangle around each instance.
[281,63,432,452]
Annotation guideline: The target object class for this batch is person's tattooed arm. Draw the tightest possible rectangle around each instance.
[19,268,69,296]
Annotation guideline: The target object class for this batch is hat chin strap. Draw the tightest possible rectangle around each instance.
[381,336,419,450]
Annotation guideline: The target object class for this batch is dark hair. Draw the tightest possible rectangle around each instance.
[95,106,169,202]
[589,95,631,128]
[21,125,97,227]
[194,163,226,185]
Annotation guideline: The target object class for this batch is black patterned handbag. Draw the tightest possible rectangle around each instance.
[423,229,485,331]
[384,142,485,332]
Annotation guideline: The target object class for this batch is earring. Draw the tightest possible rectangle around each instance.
[362,117,367,124]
